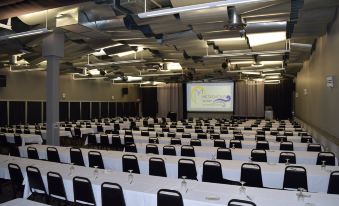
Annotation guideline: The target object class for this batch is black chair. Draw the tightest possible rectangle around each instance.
[170,138,181,145]
[220,130,228,134]
[284,131,293,136]
[88,151,105,169]
[283,166,308,191]
[141,130,149,136]
[190,139,201,146]
[276,135,287,142]
[149,157,167,177]
[101,182,126,206]
[217,148,232,160]
[279,152,296,164]
[256,141,269,150]
[14,134,22,146]
[197,133,207,139]
[167,132,176,138]
[157,132,164,137]
[230,139,242,148]
[202,160,224,184]
[73,176,96,205]
[163,145,176,156]
[251,149,267,162]
[97,125,104,133]
[307,143,322,152]
[124,135,134,145]
[47,147,60,163]
[176,128,184,132]
[240,163,263,187]
[181,133,191,139]
[270,131,279,135]
[111,135,123,150]
[255,135,266,141]
[149,137,159,144]
[27,147,39,159]
[213,139,226,148]
[125,130,132,135]
[210,133,220,139]
[301,136,313,143]
[316,152,336,166]
[70,148,85,166]
[181,145,195,157]
[195,129,204,134]
[280,141,294,151]
[47,172,68,203]
[26,166,48,202]
[234,134,244,141]
[256,130,265,135]
[100,134,110,150]
[122,154,140,174]
[157,189,183,206]
[146,144,159,154]
[8,163,24,198]
[125,143,137,153]
[87,134,98,148]
[178,158,197,180]
[327,171,339,194]
[228,199,256,206]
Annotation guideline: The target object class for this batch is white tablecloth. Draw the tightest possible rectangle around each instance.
[1,155,338,206]
[4,133,43,146]
[17,145,339,193]
[0,198,49,206]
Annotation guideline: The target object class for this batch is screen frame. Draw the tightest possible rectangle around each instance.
[186,81,235,113]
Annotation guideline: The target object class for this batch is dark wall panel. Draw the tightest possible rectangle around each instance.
[60,102,69,122]
[9,101,25,125]
[0,101,7,126]
[101,102,108,118]
[109,102,116,117]
[123,102,130,117]
[141,88,157,117]
[92,102,99,119]
[27,101,42,124]
[70,102,80,121]
[117,102,123,117]
[130,102,136,117]
[43,102,46,122]
[81,102,90,120]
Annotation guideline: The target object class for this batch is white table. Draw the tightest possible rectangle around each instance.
[4,133,43,146]
[17,145,339,193]
[40,130,72,140]
[0,198,49,206]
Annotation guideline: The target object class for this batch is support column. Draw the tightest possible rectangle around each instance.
[42,33,64,145]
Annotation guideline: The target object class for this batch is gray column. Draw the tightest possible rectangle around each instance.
[42,33,64,145]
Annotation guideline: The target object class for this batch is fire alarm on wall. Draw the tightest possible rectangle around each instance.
[326,76,335,88]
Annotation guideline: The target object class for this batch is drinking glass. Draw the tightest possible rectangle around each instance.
[285,158,290,165]
[321,161,326,170]
[128,170,134,184]
[93,166,99,179]
[181,176,187,191]
[239,181,246,194]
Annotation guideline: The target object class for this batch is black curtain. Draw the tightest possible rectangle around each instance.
[264,79,294,119]
[91,102,99,119]
[81,102,90,120]
[27,101,42,124]
[60,102,69,122]
[109,102,116,117]
[9,101,25,125]
[101,102,108,118]
[141,87,157,117]
[70,102,80,121]
[0,101,7,126]
[182,83,187,119]
[116,102,123,117]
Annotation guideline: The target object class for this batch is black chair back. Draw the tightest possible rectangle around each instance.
[178,158,197,180]
[316,152,336,166]
[328,171,339,194]
[307,144,321,152]
[190,139,201,147]
[276,135,287,142]
[279,152,296,164]
[149,137,159,144]
[47,172,67,201]
[101,182,126,206]
[255,135,266,141]
[251,149,267,162]
[301,136,313,143]
[214,139,226,148]
[170,138,181,145]
[70,148,85,166]
[280,141,294,151]
[167,132,176,138]
[240,163,263,187]
[141,130,149,136]
[122,154,140,174]
[163,145,176,156]
[14,134,22,146]
[181,145,195,157]
[125,143,137,153]
[8,163,23,186]
[157,189,183,206]
[210,133,220,139]
[197,133,207,139]
[47,147,60,163]
[217,148,232,160]
[73,176,96,205]
[27,147,39,159]
[100,134,110,148]
[124,135,134,145]
[256,141,269,150]
[233,134,244,141]
[26,166,47,194]
[87,134,97,146]
[149,157,167,177]
[202,160,223,184]
[228,199,256,206]
[88,151,105,169]
[181,133,190,139]
[146,144,159,154]
[283,166,308,191]
[230,140,242,148]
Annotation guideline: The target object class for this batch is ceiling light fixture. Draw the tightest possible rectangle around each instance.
[264,79,280,84]
[242,71,261,75]
[0,28,50,41]
[87,59,146,67]
[138,0,276,18]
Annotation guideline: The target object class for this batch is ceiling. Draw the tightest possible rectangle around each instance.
[0,0,338,84]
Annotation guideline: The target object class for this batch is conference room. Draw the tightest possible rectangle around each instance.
[0,0,339,206]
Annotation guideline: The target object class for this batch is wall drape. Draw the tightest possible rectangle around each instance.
[234,81,264,117]
[157,83,183,120]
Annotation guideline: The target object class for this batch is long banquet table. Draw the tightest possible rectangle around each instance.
[1,155,338,206]
[0,198,49,206]
[4,133,43,146]
[17,145,339,193]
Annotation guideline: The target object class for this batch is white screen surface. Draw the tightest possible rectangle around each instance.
[187,82,234,112]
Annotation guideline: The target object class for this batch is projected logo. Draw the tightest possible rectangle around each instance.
[191,85,205,104]
[191,85,231,108]
[213,95,232,106]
